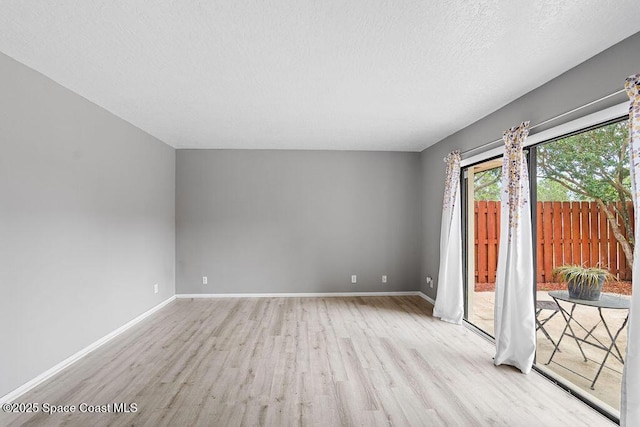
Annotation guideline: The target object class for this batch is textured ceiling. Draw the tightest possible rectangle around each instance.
[1,1,639,151]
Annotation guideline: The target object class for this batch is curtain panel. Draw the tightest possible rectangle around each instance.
[622,73,640,427]
[434,151,464,324]
[493,122,536,374]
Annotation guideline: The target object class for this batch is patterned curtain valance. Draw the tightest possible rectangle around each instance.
[442,150,461,210]
[502,121,530,238]
[626,73,640,101]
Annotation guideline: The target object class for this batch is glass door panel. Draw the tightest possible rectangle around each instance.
[464,158,502,337]
[533,119,632,412]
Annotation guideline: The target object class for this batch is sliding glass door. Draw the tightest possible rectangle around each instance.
[532,119,632,412]
[462,117,632,415]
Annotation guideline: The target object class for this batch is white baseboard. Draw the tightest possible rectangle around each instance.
[417,291,435,305]
[177,291,421,299]
[0,295,176,405]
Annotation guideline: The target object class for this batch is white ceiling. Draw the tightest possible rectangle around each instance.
[1,1,638,151]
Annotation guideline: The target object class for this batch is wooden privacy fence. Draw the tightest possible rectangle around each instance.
[475,201,634,283]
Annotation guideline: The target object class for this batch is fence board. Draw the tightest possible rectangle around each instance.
[600,205,609,270]
[581,202,591,274]
[487,201,498,283]
[536,202,544,283]
[619,202,629,280]
[474,202,479,281]
[562,202,572,265]
[609,207,618,280]
[571,202,582,265]
[476,201,488,283]
[552,201,562,269]
[590,203,600,267]
[542,202,554,282]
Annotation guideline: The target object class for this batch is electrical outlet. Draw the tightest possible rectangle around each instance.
[154,283,158,294]
[427,276,433,288]
[382,275,387,283]
[202,276,208,285]
[351,275,357,284]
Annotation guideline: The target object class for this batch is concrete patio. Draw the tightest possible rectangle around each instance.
[469,291,629,412]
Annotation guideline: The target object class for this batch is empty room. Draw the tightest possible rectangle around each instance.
[2,2,640,426]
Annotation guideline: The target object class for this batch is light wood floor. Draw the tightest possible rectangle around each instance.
[1,296,614,426]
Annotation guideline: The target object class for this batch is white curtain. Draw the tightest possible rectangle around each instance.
[494,122,536,374]
[622,73,640,427]
[434,151,464,324]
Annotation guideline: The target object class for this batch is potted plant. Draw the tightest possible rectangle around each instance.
[552,265,615,301]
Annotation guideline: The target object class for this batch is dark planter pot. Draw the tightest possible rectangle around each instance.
[567,276,605,301]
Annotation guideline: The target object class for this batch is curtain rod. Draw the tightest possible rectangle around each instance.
[460,88,627,157]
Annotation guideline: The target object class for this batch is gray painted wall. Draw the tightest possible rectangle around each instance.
[0,52,176,397]
[420,31,640,299]
[176,150,421,294]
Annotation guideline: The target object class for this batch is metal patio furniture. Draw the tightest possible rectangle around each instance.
[536,299,560,348]
[546,290,630,389]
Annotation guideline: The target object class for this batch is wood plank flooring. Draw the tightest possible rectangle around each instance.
[0,296,614,426]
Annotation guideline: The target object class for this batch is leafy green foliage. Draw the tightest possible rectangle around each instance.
[474,166,578,202]
[552,264,615,290]
[536,178,574,201]
[538,119,633,268]
[474,168,501,200]
[537,121,631,204]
